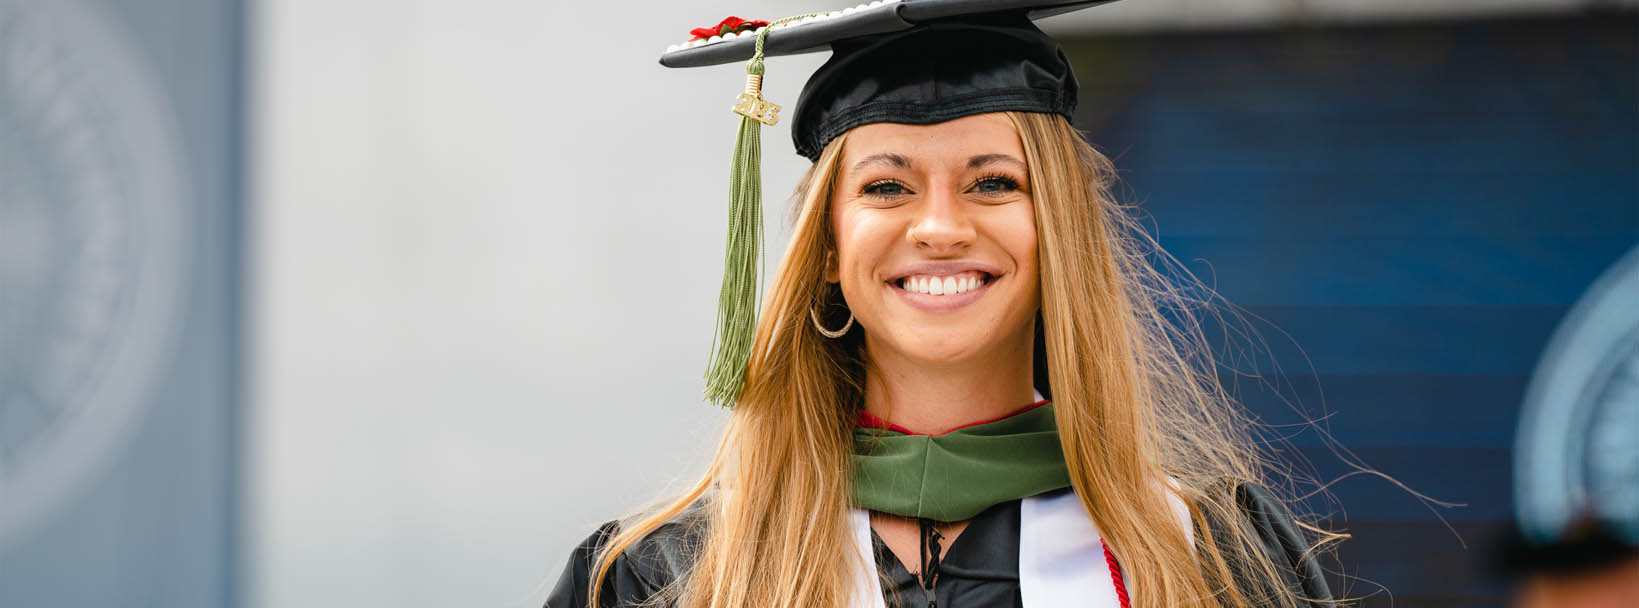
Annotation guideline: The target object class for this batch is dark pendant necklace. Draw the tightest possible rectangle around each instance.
[917,518,945,608]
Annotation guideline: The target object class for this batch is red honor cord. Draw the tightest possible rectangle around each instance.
[1102,540,1131,608]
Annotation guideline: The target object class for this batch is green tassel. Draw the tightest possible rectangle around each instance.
[704,97,762,405]
[703,17,815,407]
[705,66,771,406]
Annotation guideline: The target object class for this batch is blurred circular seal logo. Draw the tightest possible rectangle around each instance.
[0,0,190,545]
[1516,245,1639,545]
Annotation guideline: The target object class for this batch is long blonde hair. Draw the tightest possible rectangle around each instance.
[590,111,1340,608]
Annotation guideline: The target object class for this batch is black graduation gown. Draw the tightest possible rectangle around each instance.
[544,483,1333,608]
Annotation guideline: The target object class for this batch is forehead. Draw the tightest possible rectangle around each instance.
[839,113,1025,170]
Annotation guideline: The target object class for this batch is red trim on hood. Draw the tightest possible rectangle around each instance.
[855,399,1050,437]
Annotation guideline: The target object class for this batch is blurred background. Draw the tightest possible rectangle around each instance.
[0,0,1634,606]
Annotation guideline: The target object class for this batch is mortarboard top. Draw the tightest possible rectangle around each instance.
[660,0,1116,68]
[660,0,1122,407]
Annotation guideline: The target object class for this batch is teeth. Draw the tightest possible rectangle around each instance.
[898,272,987,296]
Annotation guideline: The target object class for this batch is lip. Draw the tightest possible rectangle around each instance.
[883,261,1003,283]
[884,261,1003,313]
[891,277,996,312]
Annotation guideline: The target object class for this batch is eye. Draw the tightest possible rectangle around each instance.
[973,174,1021,194]
[863,179,911,198]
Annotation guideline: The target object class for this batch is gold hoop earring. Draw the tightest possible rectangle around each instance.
[810,304,854,339]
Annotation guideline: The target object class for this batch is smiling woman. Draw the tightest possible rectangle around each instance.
[830,116,1043,436]
[545,2,1340,608]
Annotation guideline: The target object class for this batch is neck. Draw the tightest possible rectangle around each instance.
[861,321,1037,435]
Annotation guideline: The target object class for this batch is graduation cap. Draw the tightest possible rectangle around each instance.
[660,0,1120,406]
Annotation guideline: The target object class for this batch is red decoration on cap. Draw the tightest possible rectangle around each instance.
[689,16,770,41]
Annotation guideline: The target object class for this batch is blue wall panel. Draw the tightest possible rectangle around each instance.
[1065,14,1637,606]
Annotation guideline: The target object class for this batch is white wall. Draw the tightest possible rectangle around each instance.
[248,1,824,605]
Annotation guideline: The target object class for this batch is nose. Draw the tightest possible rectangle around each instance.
[906,186,976,253]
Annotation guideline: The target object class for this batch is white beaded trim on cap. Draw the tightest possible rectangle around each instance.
[662,0,901,55]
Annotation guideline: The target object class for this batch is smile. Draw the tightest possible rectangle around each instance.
[896,271,989,296]
[887,270,997,312]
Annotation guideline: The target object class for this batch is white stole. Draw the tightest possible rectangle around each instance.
[848,489,1191,608]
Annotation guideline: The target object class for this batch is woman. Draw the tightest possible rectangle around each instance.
[549,2,1339,607]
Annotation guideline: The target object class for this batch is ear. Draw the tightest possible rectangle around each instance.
[823,249,841,284]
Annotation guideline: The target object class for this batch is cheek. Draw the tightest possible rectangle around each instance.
[833,208,895,282]
[997,207,1042,311]
[1000,206,1039,277]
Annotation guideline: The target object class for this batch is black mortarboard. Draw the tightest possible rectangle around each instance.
[659,0,1120,406]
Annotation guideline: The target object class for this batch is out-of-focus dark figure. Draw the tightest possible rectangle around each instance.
[1498,518,1639,608]
[1505,246,1639,607]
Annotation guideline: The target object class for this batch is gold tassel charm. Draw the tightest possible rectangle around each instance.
[732,73,781,125]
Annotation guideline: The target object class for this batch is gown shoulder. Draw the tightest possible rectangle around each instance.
[1210,480,1336,604]
[544,502,708,608]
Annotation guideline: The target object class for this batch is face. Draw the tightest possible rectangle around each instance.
[827,113,1040,366]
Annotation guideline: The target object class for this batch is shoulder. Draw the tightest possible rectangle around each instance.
[544,502,710,608]
[1202,479,1335,603]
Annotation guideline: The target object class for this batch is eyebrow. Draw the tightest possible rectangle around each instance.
[967,153,1026,170]
[850,153,912,173]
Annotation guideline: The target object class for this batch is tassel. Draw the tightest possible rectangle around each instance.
[702,16,818,406]
[704,44,782,407]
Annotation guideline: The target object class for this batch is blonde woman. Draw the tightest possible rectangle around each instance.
[548,2,1338,607]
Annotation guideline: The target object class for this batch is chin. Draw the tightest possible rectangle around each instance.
[890,333,991,366]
